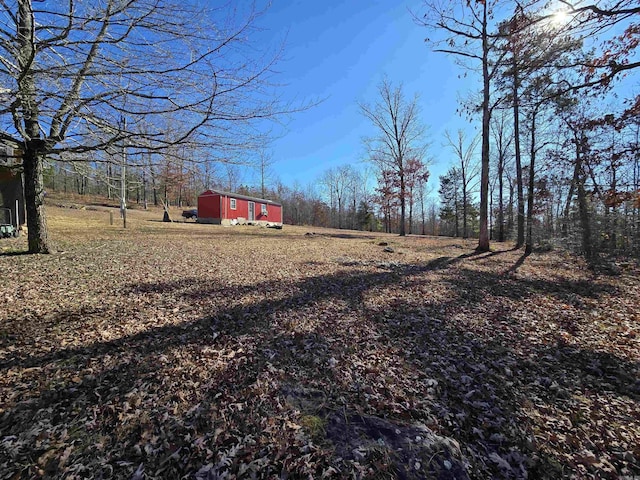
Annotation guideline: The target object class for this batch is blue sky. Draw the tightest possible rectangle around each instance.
[246,0,638,200]
[257,0,480,196]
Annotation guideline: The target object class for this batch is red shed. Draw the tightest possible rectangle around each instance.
[197,190,283,226]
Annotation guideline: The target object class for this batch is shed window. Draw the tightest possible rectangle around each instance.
[230,198,237,210]
[261,204,268,216]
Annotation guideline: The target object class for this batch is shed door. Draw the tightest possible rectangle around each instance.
[248,201,255,221]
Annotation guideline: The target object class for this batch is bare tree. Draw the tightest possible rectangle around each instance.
[491,112,513,243]
[419,0,505,250]
[404,158,430,234]
[254,149,275,199]
[501,9,528,248]
[320,168,337,227]
[445,130,480,239]
[320,165,355,229]
[0,1,295,253]
[360,78,428,236]
[222,164,244,193]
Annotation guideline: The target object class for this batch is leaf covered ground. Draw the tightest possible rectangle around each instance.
[0,204,639,479]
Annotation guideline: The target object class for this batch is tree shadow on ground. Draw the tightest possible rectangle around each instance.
[505,252,530,274]
[0,249,29,256]
[363,294,640,477]
[317,232,380,240]
[1,252,637,478]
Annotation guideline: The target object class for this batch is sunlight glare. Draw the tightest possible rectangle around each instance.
[552,9,569,26]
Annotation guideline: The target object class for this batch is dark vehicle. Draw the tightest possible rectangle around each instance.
[182,208,198,220]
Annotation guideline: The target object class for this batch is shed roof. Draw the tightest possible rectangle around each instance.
[199,190,282,206]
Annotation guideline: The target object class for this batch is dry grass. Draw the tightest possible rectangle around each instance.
[0,204,638,479]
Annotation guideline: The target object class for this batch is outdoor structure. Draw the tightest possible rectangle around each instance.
[197,190,283,226]
[0,144,25,228]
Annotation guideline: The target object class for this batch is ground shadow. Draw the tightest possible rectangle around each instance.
[505,252,530,274]
[0,249,30,256]
[322,233,379,240]
[1,253,637,478]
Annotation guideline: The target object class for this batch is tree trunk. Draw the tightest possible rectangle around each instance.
[143,169,148,209]
[525,109,537,255]
[462,184,468,239]
[507,179,515,234]
[477,1,490,251]
[408,198,413,235]
[575,134,593,260]
[385,202,390,233]
[352,193,357,230]
[610,165,617,252]
[634,146,639,255]
[562,152,580,238]
[399,170,406,236]
[107,163,112,200]
[420,188,426,235]
[577,168,592,261]
[513,59,525,248]
[18,2,50,254]
[489,180,494,240]
[498,155,505,242]
[454,189,459,237]
[149,163,158,206]
[23,143,51,253]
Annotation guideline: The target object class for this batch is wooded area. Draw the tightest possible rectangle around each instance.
[5,1,636,262]
[422,0,640,259]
